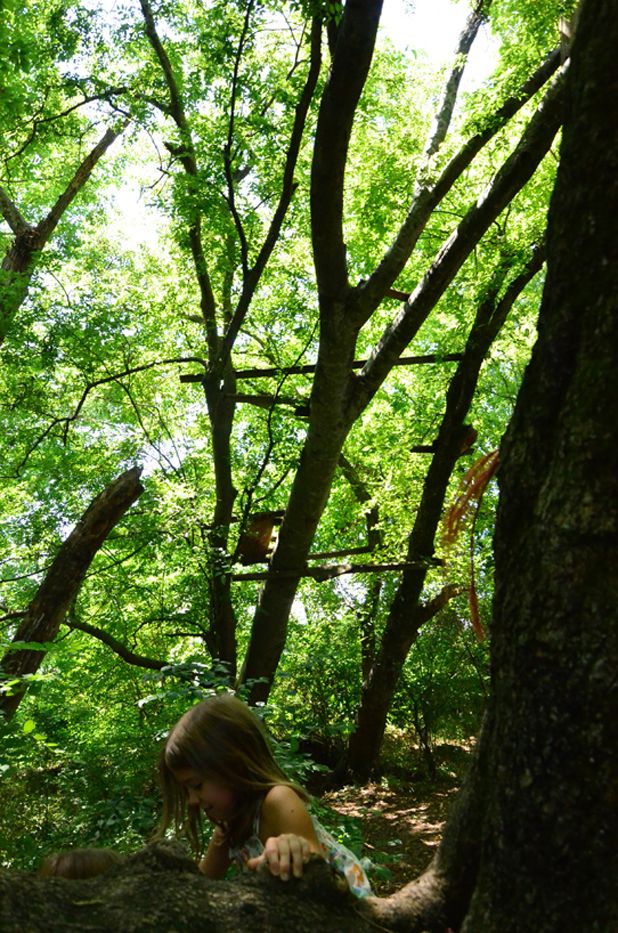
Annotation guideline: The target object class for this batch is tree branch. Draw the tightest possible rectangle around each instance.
[397,243,545,574]
[140,0,218,357]
[422,0,493,161]
[0,186,30,235]
[13,357,207,475]
[214,17,323,376]
[223,0,255,277]
[364,718,491,931]
[36,123,127,245]
[418,583,466,624]
[339,452,381,548]
[311,0,383,299]
[1,122,127,346]
[180,353,463,383]
[66,616,166,671]
[350,73,564,416]
[231,559,434,582]
[357,47,561,316]
[0,468,144,719]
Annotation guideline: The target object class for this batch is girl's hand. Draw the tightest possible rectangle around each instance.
[247,833,312,881]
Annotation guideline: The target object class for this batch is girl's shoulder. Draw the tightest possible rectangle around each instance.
[259,784,316,843]
[261,783,306,814]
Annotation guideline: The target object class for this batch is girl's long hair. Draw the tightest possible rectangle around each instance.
[155,692,308,852]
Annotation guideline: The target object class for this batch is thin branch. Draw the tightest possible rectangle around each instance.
[223,0,255,276]
[213,17,323,376]
[422,0,493,161]
[66,617,166,671]
[339,452,381,549]
[84,543,149,579]
[0,610,27,624]
[4,89,132,167]
[228,393,310,413]
[139,0,219,357]
[180,352,463,383]
[231,559,433,582]
[307,546,373,560]
[13,357,206,475]
[118,380,184,477]
[350,73,564,415]
[357,48,562,317]
[0,563,51,584]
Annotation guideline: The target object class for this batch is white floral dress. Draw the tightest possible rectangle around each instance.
[229,802,373,898]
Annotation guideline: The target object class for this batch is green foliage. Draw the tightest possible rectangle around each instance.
[391,610,490,776]
[0,0,565,874]
[270,592,363,759]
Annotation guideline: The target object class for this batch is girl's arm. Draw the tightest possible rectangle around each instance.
[248,784,322,880]
[198,825,231,879]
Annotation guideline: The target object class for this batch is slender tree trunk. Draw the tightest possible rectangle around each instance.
[346,250,544,778]
[204,371,238,675]
[0,467,144,720]
[241,310,359,699]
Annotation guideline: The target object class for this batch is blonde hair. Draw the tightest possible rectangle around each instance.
[40,847,123,879]
[155,693,308,851]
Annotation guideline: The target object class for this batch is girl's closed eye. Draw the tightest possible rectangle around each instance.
[174,768,237,824]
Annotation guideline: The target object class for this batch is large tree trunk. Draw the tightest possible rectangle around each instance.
[0,467,144,720]
[369,0,618,927]
[461,1,618,925]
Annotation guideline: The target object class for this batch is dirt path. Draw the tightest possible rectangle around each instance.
[321,744,472,896]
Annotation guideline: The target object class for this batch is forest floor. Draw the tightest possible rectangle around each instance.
[320,740,474,896]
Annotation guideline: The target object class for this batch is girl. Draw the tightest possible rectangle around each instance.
[156,693,372,897]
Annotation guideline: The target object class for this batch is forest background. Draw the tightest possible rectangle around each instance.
[0,0,576,880]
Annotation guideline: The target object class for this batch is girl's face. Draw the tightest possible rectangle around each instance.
[174,767,237,825]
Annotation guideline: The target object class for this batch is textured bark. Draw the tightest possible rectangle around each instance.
[240,2,384,700]
[461,0,618,927]
[240,322,357,699]
[203,370,239,675]
[0,468,144,719]
[0,846,376,932]
[370,1,618,926]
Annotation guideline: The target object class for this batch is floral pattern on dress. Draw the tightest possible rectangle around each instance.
[229,807,373,898]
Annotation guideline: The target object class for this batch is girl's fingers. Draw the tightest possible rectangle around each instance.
[259,834,310,881]
[289,835,310,878]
